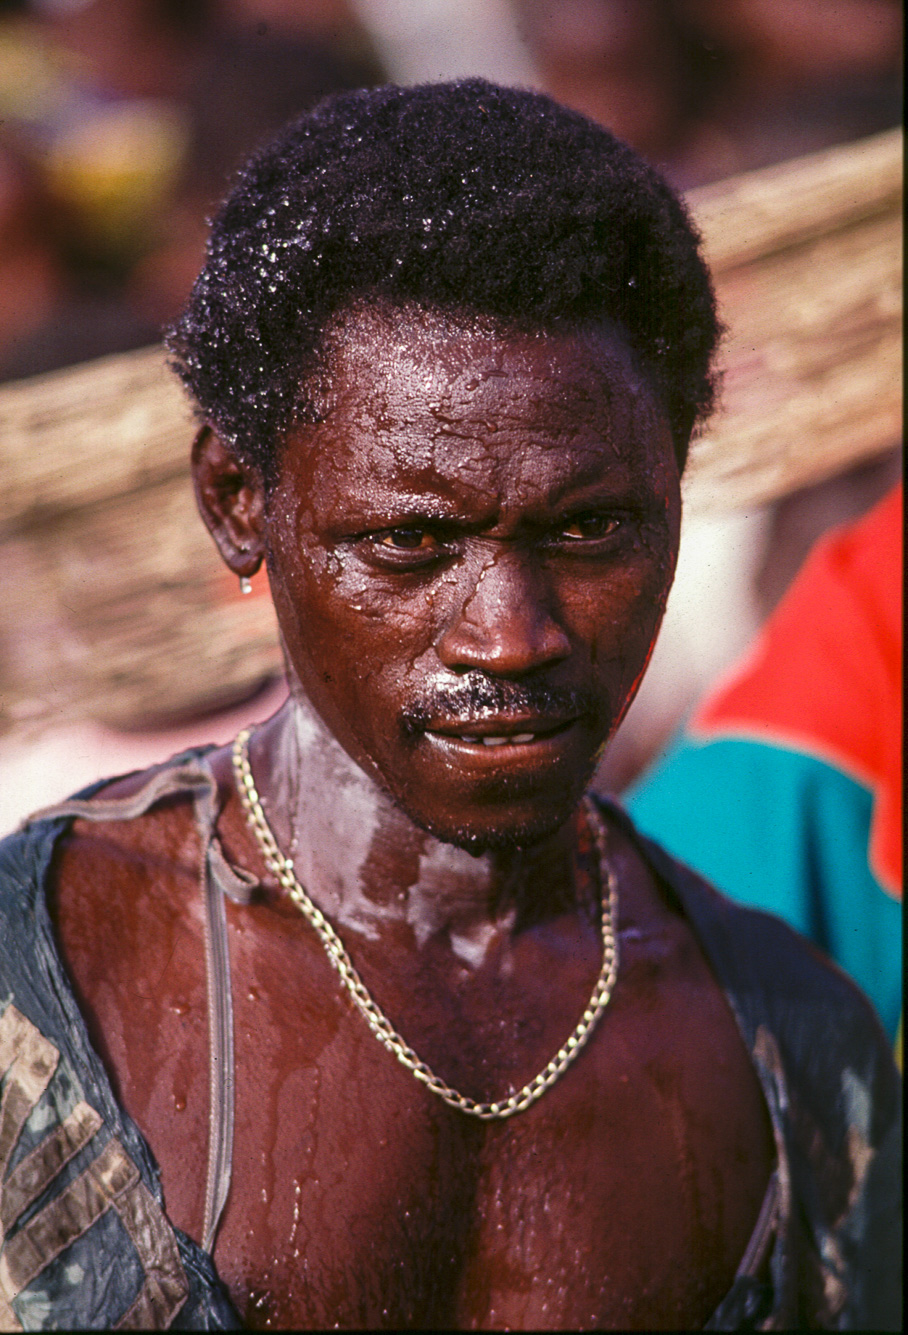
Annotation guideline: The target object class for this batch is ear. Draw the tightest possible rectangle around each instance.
[191,425,266,577]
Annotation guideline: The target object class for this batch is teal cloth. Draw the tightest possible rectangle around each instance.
[627,735,902,1040]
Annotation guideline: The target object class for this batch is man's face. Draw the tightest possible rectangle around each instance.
[263,305,681,852]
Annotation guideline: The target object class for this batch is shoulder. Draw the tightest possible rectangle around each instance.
[605,799,903,1325]
[42,742,233,986]
[0,744,212,1024]
[600,795,899,1103]
[10,742,225,878]
[0,743,230,1010]
[612,798,876,998]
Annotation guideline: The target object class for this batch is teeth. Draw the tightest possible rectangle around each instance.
[466,733,538,747]
[447,731,540,746]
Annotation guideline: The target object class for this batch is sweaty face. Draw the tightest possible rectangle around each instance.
[264,306,681,852]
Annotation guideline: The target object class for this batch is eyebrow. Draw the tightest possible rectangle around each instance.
[325,486,492,534]
[337,470,661,539]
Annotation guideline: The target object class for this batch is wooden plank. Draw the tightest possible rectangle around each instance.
[2,476,283,730]
[684,205,901,511]
[0,346,192,533]
[691,127,901,272]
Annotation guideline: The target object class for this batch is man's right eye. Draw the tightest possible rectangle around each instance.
[356,526,452,568]
[379,528,437,550]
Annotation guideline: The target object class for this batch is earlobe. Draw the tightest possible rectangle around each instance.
[191,425,266,577]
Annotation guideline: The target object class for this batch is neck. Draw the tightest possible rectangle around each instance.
[247,694,586,962]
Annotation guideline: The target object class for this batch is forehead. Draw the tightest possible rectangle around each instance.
[324,302,653,412]
[280,303,674,505]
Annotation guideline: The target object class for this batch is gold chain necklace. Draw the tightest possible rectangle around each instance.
[232,727,619,1120]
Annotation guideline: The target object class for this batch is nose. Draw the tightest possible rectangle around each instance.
[436,547,571,676]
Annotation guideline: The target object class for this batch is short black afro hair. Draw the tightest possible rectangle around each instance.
[168,78,720,477]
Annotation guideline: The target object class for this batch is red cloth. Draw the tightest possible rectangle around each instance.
[692,484,902,897]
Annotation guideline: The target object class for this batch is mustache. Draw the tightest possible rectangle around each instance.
[401,673,603,735]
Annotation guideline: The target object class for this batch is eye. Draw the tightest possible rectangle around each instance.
[379,528,437,550]
[357,525,454,570]
[559,513,620,541]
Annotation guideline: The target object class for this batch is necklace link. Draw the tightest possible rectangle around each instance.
[232,727,619,1120]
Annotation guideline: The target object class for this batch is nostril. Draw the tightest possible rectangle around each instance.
[437,622,570,675]
[435,546,566,666]
[436,564,571,676]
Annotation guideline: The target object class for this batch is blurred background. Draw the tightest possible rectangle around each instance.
[1,0,901,382]
[0,0,902,830]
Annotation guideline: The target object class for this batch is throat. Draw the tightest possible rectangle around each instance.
[232,711,618,1123]
[243,696,587,954]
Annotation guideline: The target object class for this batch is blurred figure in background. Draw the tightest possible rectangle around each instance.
[0,140,62,367]
[0,0,203,375]
[2,0,901,379]
[628,486,902,1044]
[515,0,723,184]
[678,0,903,180]
[548,2,905,1040]
[0,0,383,379]
[514,0,902,186]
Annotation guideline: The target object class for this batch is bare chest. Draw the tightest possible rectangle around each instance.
[209,923,772,1330]
[54,828,773,1330]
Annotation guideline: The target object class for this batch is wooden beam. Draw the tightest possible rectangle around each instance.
[0,345,193,535]
[683,127,901,511]
[692,126,901,273]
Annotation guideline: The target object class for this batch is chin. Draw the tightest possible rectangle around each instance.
[416,812,572,856]
[400,775,592,856]
[445,819,570,857]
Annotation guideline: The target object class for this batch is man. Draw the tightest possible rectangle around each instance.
[0,81,900,1330]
